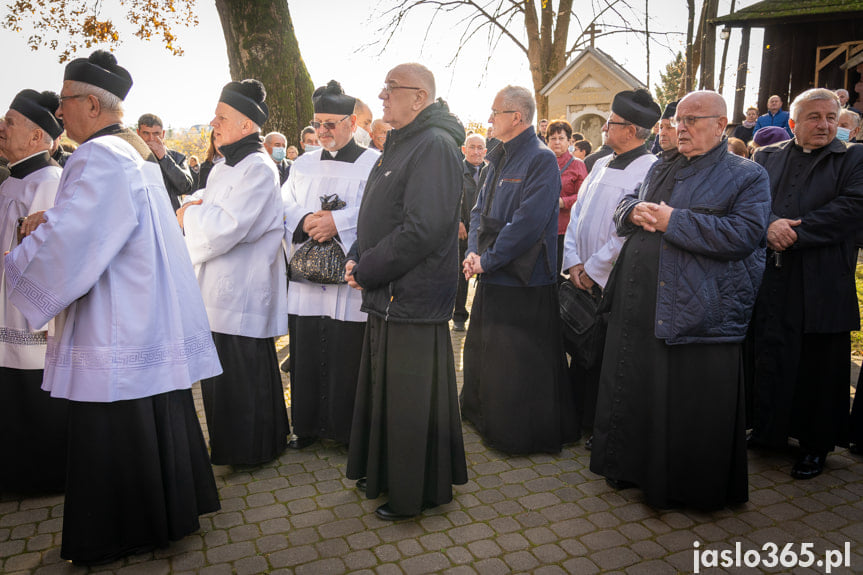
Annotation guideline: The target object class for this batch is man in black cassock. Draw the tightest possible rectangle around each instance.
[345,63,468,521]
[750,88,863,479]
[592,91,770,510]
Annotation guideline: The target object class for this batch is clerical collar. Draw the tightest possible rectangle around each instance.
[9,151,57,179]
[220,132,266,167]
[84,123,125,143]
[607,145,650,170]
[320,137,364,163]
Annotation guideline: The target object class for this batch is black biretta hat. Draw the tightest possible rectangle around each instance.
[612,89,662,129]
[313,81,356,115]
[219,80,269,126]
[63,50,133,100]
[10,89,64,139]
[661,100,679,121]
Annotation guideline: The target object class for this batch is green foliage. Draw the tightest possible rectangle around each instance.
[654,51,685,110]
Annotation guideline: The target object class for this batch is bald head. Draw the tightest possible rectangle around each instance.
[675,91,728,158]
[391,63,436,100]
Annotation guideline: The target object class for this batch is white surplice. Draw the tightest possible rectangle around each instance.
[4,135,223,402]
[281,148,378,322]
[562,153,657,288]
[184,150,288,338]
[0,162,61,369]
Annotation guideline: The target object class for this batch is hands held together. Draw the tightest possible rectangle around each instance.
[628,201,673,233]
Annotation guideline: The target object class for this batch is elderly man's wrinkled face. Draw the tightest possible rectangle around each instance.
[379,68,423,130]
[210,103,249,148]
[462,135,486,166]
[314,113,355,151]
[791,98,839,150]
[674,95,726,158]
[657,118,678,151]
[0,109,40,163]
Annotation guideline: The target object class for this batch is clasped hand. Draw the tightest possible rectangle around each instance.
[628,201,673,233]
[303,211,337,243]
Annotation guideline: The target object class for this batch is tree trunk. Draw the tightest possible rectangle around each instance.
[683,0,695,95]
[525,0,573,122]
[698,0,719,90]
[214,0,314,147]
[732,26,751,124]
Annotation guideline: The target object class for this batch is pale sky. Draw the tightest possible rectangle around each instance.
[0,0,763,132]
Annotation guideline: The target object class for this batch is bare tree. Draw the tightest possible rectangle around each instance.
[1,0,314,145]
[371,0,681,120]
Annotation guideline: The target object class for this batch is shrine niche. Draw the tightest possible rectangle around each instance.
[540,46,646,149]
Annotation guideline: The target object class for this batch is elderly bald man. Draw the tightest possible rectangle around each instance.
[344,63,468,520]
[592,91,771,510]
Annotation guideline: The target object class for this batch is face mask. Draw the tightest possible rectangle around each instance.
[191,165,200,173]
[271,147,286,162]
[354,127,372,147]
[836,127,851,142]
[304,144,321,153]
[568,145,575,153]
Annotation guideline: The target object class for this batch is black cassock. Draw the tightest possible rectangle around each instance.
[590,159,748,511]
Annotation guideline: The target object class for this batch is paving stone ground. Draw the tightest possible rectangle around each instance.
[3,285,863,574]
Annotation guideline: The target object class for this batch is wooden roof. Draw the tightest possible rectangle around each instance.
[714,0,863,27]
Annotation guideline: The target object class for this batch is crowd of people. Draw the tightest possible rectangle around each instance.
[2,48,863,565]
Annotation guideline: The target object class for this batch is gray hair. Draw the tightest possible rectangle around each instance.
[789,88,839,122]
[464,133,486,146]
[634,125,652,140]
[839,109,861,128]
[264,131,286,145]
[497,85,535,126]
[67,80,123,114]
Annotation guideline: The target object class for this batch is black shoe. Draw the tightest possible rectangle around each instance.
[605,477,636,490]
[280,357,290,373]
[452,321,466,332]
[287,436,316,450]
[791,451,827,480]
[849,442,863,455]
[356,478,367,493]
[374,503,418,521]
[584,435,593,451]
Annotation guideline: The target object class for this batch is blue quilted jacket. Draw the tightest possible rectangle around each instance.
[614,141,771,344]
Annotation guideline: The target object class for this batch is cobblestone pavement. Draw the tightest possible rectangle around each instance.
[2,321,863,574]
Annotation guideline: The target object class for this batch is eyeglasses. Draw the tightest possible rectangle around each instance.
[670,115,720,128]
[490,110,517,118]
[381,84,422,95]
[604,119,632,128]
[310,115,350,131]
[58,94,87,105]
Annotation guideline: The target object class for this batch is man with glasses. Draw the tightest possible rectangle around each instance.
[461,85,578,456]
[591,91,770,510]
[562,89,660,448]
[345,63,468,521]
[281,80,377,450]
[5,50,221,564]
[178,79,289,467]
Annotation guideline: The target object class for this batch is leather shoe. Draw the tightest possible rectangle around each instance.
[356,478,367,493]
[287,436,316,450]
[452,321,466,332]
[605,477,636,490]
[849,443,862,455]
[584,435,593,451]
[791,451,827,480]
[375,503,418,521]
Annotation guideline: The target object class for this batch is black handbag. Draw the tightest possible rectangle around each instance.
[289,194,348,284]
[559,280,605,369]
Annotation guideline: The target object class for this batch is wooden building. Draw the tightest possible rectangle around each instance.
[714,0,863,119]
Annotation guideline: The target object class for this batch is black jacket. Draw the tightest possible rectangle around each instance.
[159,148,194,210]
[753,138,863,332]
[348,100,465,323]
[460,159,487,231]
